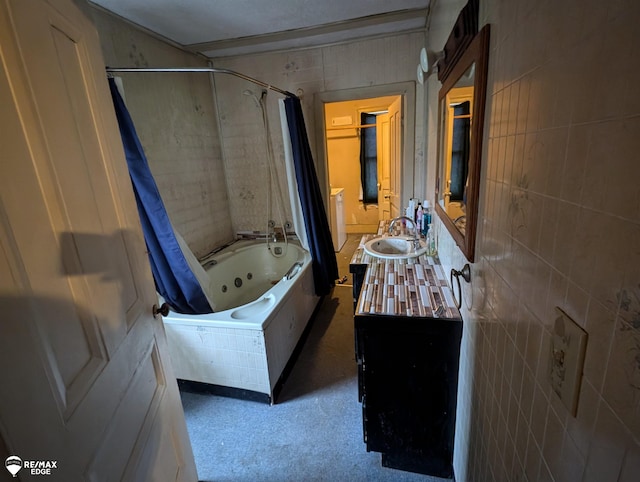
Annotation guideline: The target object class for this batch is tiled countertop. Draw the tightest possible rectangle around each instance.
[351,221,461,320]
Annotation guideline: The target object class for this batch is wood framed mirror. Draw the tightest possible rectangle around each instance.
[435,24,490,262]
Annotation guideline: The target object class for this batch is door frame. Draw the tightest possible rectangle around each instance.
[314,82,416,218]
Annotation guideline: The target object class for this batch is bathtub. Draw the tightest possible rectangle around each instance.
[162,239,319,403]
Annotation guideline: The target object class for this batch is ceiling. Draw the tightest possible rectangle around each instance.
[90,0,431,58]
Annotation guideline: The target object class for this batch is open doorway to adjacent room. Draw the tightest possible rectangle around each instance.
[323,95,402,250]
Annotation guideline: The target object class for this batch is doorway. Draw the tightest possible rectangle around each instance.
[324,95,401,235]
[314,82,416,239]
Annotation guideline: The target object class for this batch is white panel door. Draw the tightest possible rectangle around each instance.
[0,0,197,480]
[388,96,402,218]
[376,112,391,222]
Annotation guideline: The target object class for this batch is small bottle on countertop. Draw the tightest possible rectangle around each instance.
[422,200,432,236]
[426,224,437,256]
[415,203,423,234]
[406,199,416,219]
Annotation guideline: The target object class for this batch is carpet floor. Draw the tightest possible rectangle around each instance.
[180,235,451,482]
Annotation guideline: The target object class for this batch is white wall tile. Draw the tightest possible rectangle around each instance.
[212,32,426,233]
[431,0,640,479]
[91,8,233,257]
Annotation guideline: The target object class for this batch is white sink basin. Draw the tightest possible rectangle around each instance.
[363,236,427,259]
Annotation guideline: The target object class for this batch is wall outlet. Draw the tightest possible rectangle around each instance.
[549,307,588,417]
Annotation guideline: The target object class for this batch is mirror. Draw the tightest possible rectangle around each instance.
[435,24,490,262]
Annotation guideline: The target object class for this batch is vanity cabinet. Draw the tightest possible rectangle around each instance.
[355,314,462,478]
[348,232,375,309]
[349,262,367,309]
[350,224,463,478]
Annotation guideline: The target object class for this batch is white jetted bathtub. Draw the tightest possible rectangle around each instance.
[162,240,319,403]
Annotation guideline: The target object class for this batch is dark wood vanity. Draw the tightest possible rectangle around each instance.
[349,224,462,478]
[345,1,487,474]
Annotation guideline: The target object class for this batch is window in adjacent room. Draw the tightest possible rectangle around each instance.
[359,113,378,204]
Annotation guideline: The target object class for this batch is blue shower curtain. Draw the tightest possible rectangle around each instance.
[284,97,338,296]
[108,78,212,314]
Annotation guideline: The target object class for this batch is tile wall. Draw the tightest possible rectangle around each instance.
[211,33,426,233]
[165,324,270,394]
[91,5,427,247]
[91,8,234,257]
[430,0,640,480]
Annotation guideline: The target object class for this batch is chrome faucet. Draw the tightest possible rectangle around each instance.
[388,216,422,250]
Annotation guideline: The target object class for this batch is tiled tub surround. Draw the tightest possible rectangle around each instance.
[163,240,319,403]
[92,8,234,258]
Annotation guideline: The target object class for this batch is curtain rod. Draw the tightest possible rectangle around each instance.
[105,67,296,98]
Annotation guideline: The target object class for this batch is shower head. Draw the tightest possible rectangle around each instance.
[243,89,260,108]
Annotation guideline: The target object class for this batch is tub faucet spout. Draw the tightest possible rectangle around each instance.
[271,227,284,242]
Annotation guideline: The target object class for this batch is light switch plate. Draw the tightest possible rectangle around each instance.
[549,307,588,417]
